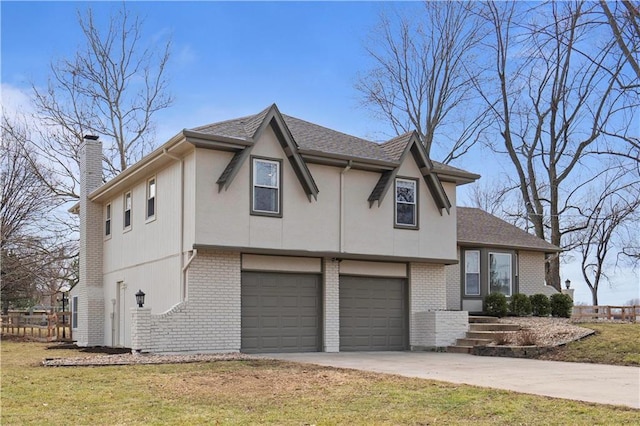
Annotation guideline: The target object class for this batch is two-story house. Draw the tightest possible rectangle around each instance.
[72,104,553,354]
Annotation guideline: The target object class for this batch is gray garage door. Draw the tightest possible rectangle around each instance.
[339,276,408,351]
[241,271,321,353]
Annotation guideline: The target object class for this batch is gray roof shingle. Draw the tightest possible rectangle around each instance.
[193,108,396,162]
[457,207,559,252]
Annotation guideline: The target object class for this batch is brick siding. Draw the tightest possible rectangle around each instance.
[409,262,447,348]
[135,250,242,353]
[323,258,340,352]
[77,138,104,347]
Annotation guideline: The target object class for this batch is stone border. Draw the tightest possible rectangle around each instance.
[42,352,256,367]
[471,329,596,359]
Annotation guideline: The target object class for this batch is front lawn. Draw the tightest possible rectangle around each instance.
[539,322,640,366]
[1,340,638,425]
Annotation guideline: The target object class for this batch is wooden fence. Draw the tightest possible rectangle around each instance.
[572,305,640,322]
[1,312,73,342]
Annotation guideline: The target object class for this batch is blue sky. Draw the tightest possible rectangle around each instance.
[2,1,418,143]
[2,1,638,305]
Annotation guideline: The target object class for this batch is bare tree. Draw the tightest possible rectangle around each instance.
[31,4,172,199]
[0,116,75,312]
[599,0,640,83]
[474,1,638,290]
[575,168,640,305]
[356,1,490,163]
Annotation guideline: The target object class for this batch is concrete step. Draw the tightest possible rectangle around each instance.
[468,315,499,323]
[469,323,521,332]
[456,337,493,347]
[466,330,518,340]
[447,345,472,354]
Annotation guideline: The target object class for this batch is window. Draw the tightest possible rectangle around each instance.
[464,250,480,295]
[489,252,512,296]
[146,177,156,220]
[72,296,78,329]
[252,158,281,215]
[105,204,111,237]
[123,192,132,230]
[395,178,417,227]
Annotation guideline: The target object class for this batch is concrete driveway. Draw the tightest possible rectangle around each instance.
[260,352,640,409]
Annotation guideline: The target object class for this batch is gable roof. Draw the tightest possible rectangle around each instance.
[209,104,319,200]
[192,104,477,213]
[367,132,451,214]
[89,104,478,205]
[457,207,560,252]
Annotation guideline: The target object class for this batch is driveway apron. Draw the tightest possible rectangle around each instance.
[260,352,640,409]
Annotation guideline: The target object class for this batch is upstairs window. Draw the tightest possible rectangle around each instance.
[252,158,281,216]
[123,191,132,230]
[105,204,112,237]
[395,178,418,228]
[146,177,156,220]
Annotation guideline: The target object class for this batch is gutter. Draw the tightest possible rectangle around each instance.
[89,131,187,201]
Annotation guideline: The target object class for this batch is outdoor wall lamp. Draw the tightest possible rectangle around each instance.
[565,279,571,289]
[135,290,146,308]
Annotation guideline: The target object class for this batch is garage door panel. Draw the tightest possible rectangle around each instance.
[340,276,408,351]
[242,272,321,353]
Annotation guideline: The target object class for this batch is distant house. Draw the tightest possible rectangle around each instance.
[447,207,559,313]
[71,104,557,354]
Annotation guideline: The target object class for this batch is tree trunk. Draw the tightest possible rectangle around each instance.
[546,257,561,292]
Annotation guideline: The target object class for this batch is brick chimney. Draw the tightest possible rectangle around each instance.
[77,135,104,346]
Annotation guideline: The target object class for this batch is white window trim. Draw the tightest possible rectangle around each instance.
[464,250,481,296]
[145,176,156,223]
[123,191,132,232]
[395,178,418,228]
[252,158,281,216]
[105,203,112,239]
[489,252,513,297]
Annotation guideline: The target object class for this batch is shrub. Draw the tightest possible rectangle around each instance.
[493,332,512,345]
[516,329,538,346]
[530,294,551,317]
[483,293,508,318]
[510,293,532,316]
[550,293,573,318]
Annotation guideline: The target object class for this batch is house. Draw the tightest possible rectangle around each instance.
[71,104,553,354]
[446,208,559,313]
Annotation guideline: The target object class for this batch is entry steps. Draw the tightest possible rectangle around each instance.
[447,316,521,354]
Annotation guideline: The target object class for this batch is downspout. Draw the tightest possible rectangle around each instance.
[162,148,186,300]
[339,161,353,253]
[182,249,198,300]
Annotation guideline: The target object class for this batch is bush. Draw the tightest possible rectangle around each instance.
[483,293,508,317]
[493,332,512,345]
[516,329,538,346]
[530,294,551,317]
[550,293,573,318]
[510,293,532,316]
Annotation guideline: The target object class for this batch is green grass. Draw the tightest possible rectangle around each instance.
[542,323,640,366]
[2,340,638,425]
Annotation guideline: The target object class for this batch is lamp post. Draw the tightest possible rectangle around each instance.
[61,292,67,338]
[565,279,571,289]
[135,290,146,308]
